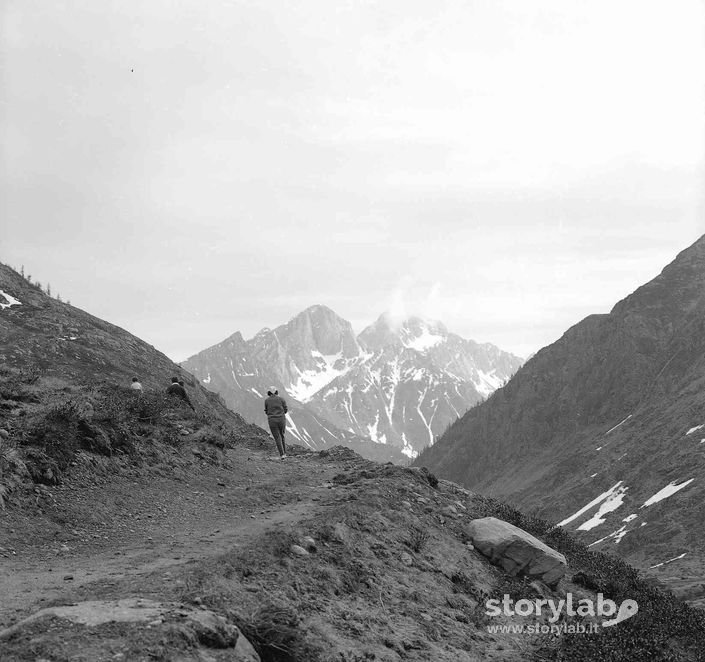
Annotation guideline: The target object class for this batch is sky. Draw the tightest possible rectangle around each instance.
[1,0,704,361]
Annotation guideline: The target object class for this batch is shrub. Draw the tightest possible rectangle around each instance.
[404,526,430,553]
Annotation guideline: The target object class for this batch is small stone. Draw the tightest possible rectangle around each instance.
[0,429,9,439]
[218,493,225,498]
[400,552,413,566]
[301,536,317,552]
[290,544,309,557]
[401,500,413,509]
[63,574,74,581]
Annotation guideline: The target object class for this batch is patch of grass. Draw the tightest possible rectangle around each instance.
[403,526,430,553]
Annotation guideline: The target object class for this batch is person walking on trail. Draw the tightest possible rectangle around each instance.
[264,387,288,459]
[130,377,143,392]
[167,376,195,411]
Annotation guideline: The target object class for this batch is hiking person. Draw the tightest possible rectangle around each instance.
[130,377,143,392]
[167,376,195,411]
[264,387,288,459]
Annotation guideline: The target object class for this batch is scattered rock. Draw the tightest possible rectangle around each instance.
[401,500,413,509]
[466,517,566,587]
[400,552,413,566]
[331,522,350,544]
[301,536,317,552]
[290,544,309,557]
[63,574,74,581]
[0,428,9,439]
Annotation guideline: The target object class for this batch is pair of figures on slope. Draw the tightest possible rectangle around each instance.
[264,387,288,460]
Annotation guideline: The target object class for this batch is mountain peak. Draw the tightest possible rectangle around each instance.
[359,312,448,351]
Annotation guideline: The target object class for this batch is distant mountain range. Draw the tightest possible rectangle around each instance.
[181,306,523,462]
[415,235,705,604]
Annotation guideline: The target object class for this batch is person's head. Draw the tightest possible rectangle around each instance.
[267,386,278,396]
[171,377,179,383]
[132,377,139,383]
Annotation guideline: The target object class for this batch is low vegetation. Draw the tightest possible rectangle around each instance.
[0,366,241,504]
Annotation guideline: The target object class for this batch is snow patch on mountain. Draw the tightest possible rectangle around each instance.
[404,328,444,351]
[0,290,21,310]
[473,369,504,397]
[285,414,315,449]
[686,424,704,436]
[400,432,418,459]
[649,553,687,569]
[289,350,356,402]
[589,524,629,546]
[558,481,624,527]
[622,513,638,523]
[641,479,694,507]
[576,484,628,531]
[606,414,633,435]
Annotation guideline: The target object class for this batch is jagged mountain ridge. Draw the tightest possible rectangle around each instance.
[182,306,523,460]
[307,313,522,457]
[414,235,705,602]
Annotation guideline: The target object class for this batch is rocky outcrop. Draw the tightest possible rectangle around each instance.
[0,598,260,660]
[467,517,566,587]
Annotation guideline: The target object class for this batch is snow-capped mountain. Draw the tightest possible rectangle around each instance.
[415,235,705,604]
[182,306,522,461]
[307,313,521,457]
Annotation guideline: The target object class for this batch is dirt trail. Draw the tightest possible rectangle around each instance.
[0,445,343,628]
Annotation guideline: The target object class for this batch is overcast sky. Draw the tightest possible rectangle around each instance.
[2,0,704,361]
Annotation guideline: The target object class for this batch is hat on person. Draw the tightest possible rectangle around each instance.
[268,386,278,395]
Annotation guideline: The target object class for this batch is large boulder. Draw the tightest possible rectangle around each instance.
[466,517,566,587]
[0,599,260,661]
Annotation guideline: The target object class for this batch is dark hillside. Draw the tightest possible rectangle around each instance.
[416,236,705,603]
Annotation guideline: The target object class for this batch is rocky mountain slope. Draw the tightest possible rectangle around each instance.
[182,306,522,461]
[415,235,705,602]
[0,262,253,428]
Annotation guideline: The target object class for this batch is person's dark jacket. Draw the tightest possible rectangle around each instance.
[167,383,188,399]
[264,394,288,419]
[167,382,195,410]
